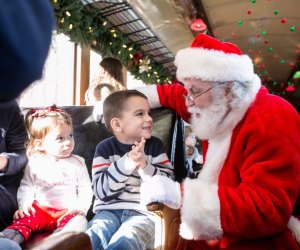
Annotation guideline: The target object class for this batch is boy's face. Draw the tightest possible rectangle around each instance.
[117,96,153,144]
[38,123,74,159]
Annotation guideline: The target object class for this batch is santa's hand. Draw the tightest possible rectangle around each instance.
[140,175,181,209]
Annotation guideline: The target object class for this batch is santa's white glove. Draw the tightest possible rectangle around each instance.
[140,175,181,209]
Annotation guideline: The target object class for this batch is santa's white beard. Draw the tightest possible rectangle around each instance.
[188,98,230,140]
[188,79,261,140]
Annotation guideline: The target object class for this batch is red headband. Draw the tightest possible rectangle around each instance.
[31,106,64,118]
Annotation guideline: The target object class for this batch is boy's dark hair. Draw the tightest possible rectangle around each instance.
[103,90,148,133]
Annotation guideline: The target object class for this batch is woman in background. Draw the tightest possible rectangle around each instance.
[91,57,126,91]
[89,57,125,121]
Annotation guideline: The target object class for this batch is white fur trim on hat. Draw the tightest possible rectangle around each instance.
[175,48,255,83]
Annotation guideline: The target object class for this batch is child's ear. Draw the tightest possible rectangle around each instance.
[34,139,44,151]
[111,118,122,132]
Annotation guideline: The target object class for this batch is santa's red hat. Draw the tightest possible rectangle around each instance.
[175,34,255,83]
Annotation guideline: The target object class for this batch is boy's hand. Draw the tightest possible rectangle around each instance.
[128,137,147,169]
[14,205,36,220]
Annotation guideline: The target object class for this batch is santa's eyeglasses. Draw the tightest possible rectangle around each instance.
[182,85,216,102]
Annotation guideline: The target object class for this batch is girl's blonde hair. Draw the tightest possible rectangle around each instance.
[24,106,73,156]
[84,83,116,105]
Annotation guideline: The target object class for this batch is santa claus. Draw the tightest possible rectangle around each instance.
[139,34,300,249]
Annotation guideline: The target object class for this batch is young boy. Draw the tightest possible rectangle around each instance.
[86,90,174,250]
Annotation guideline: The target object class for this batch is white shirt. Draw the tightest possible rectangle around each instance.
[17,154,93,215]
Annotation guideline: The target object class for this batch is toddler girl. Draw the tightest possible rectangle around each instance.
[0,106,93,245]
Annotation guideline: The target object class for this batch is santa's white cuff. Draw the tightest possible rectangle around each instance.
[288,215,300,244]
[180,178,223,240]
[136,85,161,108]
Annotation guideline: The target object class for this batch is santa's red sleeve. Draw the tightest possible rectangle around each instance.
[137,83,191,122]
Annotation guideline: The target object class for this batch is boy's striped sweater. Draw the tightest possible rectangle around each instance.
[91,136,173,214]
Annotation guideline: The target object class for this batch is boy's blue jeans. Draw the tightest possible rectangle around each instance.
[0,238,21,250]
[86,209,155,250]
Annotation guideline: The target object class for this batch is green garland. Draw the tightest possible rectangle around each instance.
[51,0,297,97]
[51,0,174,84]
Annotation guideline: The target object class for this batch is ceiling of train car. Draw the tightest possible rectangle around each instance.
[200,0,300,106]
[84,0,193,77]
[85,0,300,108]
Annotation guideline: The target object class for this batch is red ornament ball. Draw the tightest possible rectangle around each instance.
[286,85,295,92]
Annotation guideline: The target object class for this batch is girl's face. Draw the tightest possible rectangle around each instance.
[38,123,74,159]
[116,96,153,144]
[185,132,197,147]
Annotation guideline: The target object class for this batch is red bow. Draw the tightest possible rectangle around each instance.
[31,107,64,118]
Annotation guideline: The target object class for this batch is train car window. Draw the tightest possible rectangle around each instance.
[19,34,75,107]
[18,34,146,108]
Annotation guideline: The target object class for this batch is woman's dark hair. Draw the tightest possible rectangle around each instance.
[99,57,125,89]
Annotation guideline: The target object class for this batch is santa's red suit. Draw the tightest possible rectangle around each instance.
[139,34,300,249]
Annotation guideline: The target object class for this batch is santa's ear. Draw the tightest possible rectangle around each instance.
[225,81,233,97]
[110,118,122,132]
